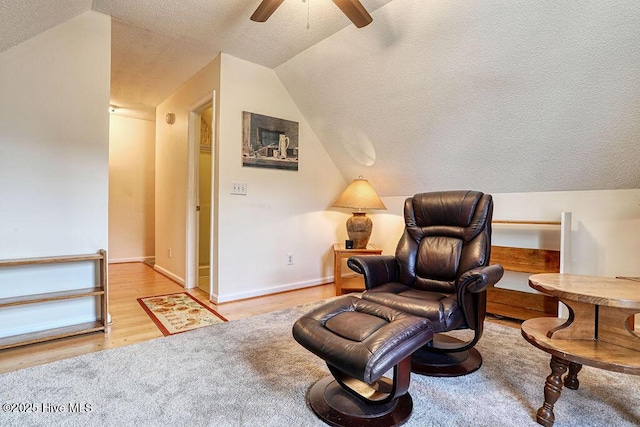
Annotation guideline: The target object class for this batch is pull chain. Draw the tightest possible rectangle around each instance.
[302,0,310,29]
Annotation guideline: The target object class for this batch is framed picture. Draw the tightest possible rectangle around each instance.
[242,111,299,171]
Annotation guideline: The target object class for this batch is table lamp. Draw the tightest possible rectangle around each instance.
[332,177,386,249]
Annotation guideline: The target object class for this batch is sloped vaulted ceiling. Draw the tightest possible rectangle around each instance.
[275,0,640,196]
[94,0,393,120]
[2,0,639,196]
[0,0,92,52]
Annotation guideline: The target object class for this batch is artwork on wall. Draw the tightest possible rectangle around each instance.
[242,111,299,171]
[200,116,212,152]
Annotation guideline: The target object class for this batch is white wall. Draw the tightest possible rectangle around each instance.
[155,55,221,284]
[368,189,640,278]
[0,11,111,337]
[369,189,640,328]
[154,53,347,302]
[108,114,155,263]
[215,54,347,302]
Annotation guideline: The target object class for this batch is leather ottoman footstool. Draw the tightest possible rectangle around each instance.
[292,295,433,427]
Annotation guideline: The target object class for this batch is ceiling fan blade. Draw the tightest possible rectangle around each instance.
[332,0,373,28]
[250,0,286,22]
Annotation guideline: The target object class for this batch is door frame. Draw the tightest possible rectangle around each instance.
[186,91,217,299]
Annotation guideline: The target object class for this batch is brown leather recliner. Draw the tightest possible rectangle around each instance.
[348,190,504,376]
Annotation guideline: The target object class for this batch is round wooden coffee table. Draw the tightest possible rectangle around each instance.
[521,274,640,427]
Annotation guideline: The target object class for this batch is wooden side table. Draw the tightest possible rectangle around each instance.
[333,243,382,295]
[522,273,640,427]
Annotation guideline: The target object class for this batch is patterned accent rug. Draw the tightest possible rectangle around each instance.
[137,293,227,336]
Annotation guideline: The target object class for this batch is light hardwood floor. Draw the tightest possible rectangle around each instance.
[0,262,335,374]
[0,262,518,374]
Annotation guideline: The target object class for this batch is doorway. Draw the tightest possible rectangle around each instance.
[197,107,214,294]
[186,92,217,298]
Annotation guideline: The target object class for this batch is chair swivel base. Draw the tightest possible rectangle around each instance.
[411,335,483,377]
[309,376,413,427]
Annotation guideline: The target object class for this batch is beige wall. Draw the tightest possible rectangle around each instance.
[0,11,111,337]
[155,55,221,284]
[215,53,347,302]
[0,10,110,259]
[155,52,640,304]
[370,189,640,278]
[370,188,640,328]
[108,114,155,263]
[154,52,348,301]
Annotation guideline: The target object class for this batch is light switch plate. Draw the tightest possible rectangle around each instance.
[231,182,247,195]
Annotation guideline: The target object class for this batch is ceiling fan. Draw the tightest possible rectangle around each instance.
[251,0,373,28]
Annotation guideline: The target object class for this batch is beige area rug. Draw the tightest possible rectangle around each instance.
[137,292,227,336]
[1,300,638,426]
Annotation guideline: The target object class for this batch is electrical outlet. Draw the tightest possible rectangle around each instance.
[287,253,293,265]
[231,181,247,195]
[168,248,172,258]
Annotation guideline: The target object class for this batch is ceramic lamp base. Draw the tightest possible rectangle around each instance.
[346,212,372,249]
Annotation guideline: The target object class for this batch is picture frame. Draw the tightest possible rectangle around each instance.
[242,111,299,171]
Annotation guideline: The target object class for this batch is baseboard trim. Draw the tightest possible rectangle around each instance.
[146,269,334,304]
[109,256,155,264]
[153,264,185,287]
[214,277,333,304]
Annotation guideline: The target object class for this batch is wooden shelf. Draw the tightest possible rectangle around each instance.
[487,287,558,321]
[488,214,571,321]
[0,321,105,351]
[0,253,104,268]
[492,220,561,226]
[0,250,108,350]
[490,246,560,274]
[522,316,640,375]
[0,287,105,308]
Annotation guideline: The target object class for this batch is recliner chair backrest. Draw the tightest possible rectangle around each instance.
[395,191,493,293]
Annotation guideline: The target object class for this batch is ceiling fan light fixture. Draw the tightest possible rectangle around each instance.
[332,0,373,28]
[250,0,372,28]
[250,0,285,22]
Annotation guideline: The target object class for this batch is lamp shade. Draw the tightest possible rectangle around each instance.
[332,178,386,211]
[333,177,386,249]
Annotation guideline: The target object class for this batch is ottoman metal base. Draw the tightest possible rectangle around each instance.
[411,335,483,377]
[309,376,413,427]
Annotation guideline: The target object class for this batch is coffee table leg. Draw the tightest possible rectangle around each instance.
[536,355,569,427]
[563,362,582,390]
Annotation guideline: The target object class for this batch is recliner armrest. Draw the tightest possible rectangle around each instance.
[347,255,398,289]
[456,264,504,294]
[455,264,504,331]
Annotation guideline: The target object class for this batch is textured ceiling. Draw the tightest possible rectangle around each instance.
[95,0,393,120]
[1,0,392,120]
[276,0,640,195]
[0,0,92,52]
[2,0,639,194]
